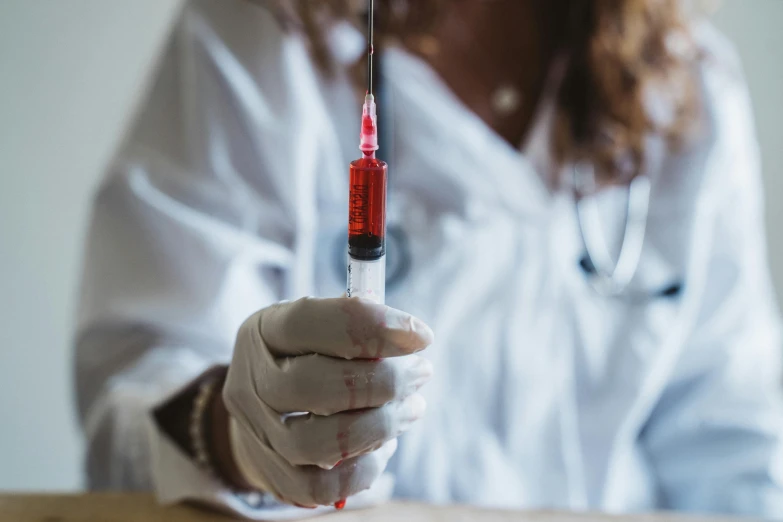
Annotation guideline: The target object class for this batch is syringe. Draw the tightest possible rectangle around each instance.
[346,95,387,304]
[336,0,386,511]
[346,0,386,306]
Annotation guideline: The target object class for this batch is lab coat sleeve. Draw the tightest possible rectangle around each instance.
[73,1,339,518]
[641,27,783,516]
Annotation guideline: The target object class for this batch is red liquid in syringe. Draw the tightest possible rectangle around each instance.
[348,155,387,260]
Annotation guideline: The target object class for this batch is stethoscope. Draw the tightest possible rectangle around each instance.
[334,47,682,301]
[573,165,682,301]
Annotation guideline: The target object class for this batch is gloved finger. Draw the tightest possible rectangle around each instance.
[262,353,434,416]
[266,393,426,469]
[227,366,425,471]
[260,297,434,359]
[229,418,397,508]
[301,439,398,507]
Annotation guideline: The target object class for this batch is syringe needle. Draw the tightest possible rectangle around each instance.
[368,0,374,94]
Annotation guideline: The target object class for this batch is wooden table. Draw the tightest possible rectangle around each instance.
[0,494,747,522]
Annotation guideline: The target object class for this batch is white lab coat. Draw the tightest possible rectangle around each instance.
[75,0,783,518]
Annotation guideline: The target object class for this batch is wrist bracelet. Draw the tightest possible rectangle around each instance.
[190,374,223,483]
[190,373,270,509]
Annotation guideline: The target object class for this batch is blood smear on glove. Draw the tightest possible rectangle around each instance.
[334,499,346,510]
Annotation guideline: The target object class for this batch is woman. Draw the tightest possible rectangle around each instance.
[75,0,783,518]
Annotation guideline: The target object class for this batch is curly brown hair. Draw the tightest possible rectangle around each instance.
[272,0,701,183]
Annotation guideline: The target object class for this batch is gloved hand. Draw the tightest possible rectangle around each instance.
[223,297,434,508]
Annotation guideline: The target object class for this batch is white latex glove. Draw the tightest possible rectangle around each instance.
[223,297,434,508]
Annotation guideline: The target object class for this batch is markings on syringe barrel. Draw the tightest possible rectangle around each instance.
[349,184,369,225]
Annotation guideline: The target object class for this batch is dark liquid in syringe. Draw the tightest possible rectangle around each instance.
[348,156,387,260]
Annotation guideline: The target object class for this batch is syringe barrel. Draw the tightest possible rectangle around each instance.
[347,156,387,303]
[347,255,386,304]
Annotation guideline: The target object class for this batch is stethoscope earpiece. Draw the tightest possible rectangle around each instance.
[658,282,683,299]
[579,254,597,275]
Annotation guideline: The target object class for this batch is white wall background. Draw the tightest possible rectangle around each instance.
[0,0,184,490]
[0,0,780,491]
[713,0,783,298]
